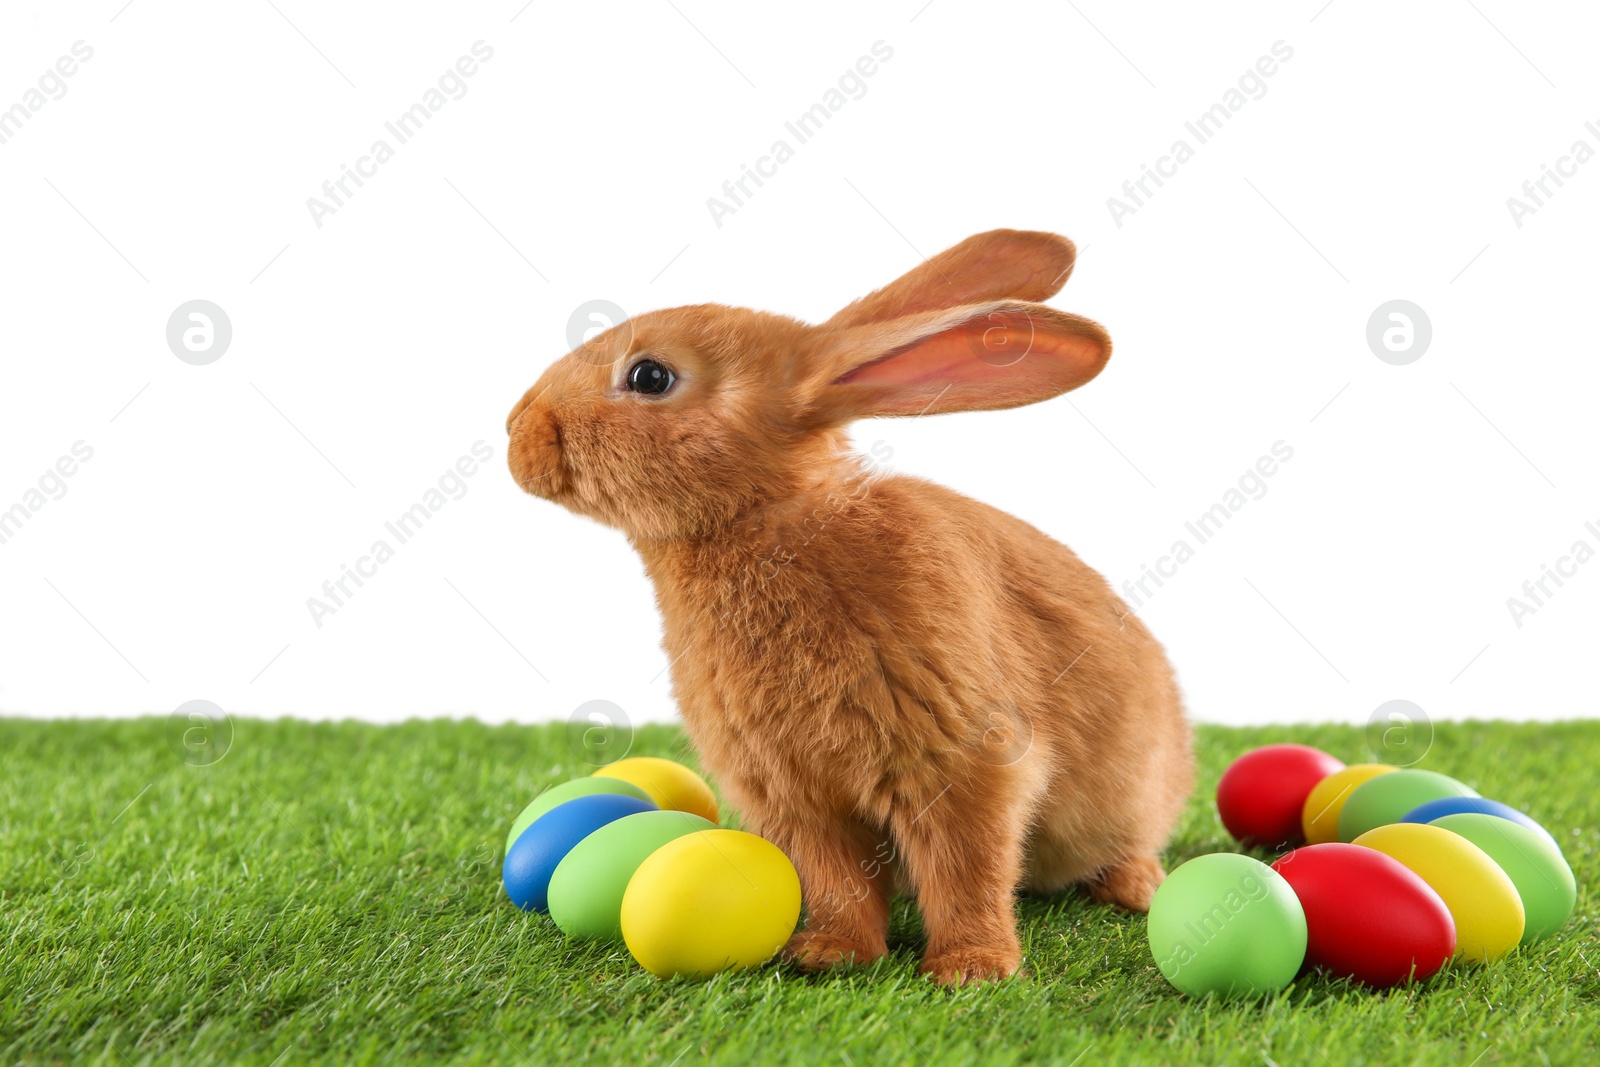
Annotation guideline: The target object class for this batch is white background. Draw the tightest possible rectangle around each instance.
[1,1,1595,730]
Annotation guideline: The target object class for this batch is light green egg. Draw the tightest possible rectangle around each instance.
[1337,770,1478,842]
[1430,812,1576,943]
[506,778,654,854]
[1146,853,1307,997]
[548,809,717,940]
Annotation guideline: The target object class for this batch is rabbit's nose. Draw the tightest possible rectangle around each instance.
[507,399,566,498]
[506,385,543,433]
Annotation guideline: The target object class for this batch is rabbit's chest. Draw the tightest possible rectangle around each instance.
[667,565,883,723]
[659,561,971,808]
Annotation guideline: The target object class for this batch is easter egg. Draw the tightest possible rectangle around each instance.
[1337,770,1478,843]
[1271,843,1454,986]
[548,809,717,940]
[503,793,656,913]
[1352,822,1524,962]
[1400,797,1560,849]
[505,777,654,854]
[1146,853,1307,996]
[1429,813,1576,943]
[1302,764,1395,845]
[594,757,719,824]
[621,829,801,978]
[1216,744,1345,849]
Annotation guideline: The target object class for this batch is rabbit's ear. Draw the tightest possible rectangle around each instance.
[824,230,1077,330]
[805,300,1110,422]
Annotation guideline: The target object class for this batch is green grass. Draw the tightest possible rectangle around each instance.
[1,717,1596,1066]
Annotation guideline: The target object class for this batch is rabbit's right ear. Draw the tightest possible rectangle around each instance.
[799,299,1111,425]
[824,230,1078,330]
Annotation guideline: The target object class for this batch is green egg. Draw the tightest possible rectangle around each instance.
[1146,853,1307,997]
[548,810,717,940]
[506,778,654,854]
[1338,770,1478,842]
[1430,812,1576,943]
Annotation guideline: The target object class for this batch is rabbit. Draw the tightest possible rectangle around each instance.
[505,229,1194,985]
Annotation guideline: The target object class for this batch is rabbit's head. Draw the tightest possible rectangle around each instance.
[507,230,1111,540]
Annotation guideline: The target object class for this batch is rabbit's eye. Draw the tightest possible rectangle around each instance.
[626,359,676,396]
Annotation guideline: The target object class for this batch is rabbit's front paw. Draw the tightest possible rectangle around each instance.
[782,930,886,971]
[920,944,1023,986]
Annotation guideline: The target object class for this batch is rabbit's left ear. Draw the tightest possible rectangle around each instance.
[825,230,1078,329]
[802,300,1110,423]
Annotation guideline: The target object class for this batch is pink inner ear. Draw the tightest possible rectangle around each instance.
[832,311,1105,416]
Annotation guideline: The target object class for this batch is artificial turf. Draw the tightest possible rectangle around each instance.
[0,717,1595,1065]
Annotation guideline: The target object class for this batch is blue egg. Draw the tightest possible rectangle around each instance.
[1400,796,1559,849]
[503,793,656,912]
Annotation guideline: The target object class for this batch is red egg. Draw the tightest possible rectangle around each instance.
[1271,843,1455,987]
[1216,744,1345,848]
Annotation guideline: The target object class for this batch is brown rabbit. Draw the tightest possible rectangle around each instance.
[506,230,1193,984]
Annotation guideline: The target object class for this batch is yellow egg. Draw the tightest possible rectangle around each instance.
[1302,764,1396,844]
[621,829,801,978]
[594,757,719,824]
[1353,822,1524,962]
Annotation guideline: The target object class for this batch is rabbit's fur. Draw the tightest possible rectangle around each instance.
[507,230,1193,984]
